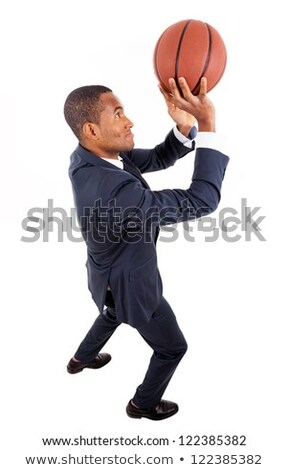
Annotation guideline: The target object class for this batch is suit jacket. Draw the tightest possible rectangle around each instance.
[69,129,229,327]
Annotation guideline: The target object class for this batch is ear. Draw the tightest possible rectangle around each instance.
[82,122,100,140]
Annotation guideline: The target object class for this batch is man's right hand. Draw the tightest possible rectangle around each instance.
[168,77,216,132]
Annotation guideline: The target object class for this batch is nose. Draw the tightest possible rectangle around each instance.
[125,116,134,128]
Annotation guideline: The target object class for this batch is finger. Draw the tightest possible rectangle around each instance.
[168,78,183,101]
[159,83,171,100]
[177,77,197,103]
[178,77,191,94]
[198,76,207,96]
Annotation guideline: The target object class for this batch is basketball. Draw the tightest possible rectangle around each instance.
[153,19,227,95]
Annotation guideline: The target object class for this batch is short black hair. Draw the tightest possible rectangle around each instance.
[63,85,112,140]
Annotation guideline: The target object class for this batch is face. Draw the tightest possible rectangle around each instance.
[93,92,134,157]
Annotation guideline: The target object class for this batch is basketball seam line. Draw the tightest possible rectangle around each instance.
[192,23,212,94]
[175,19,193,87]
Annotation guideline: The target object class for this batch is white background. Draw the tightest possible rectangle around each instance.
[1,0,287,468]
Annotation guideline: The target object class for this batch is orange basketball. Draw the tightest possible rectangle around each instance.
[153,19,227,95]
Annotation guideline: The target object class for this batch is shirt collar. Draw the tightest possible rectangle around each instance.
[76,144,123,169]
[102,156,123,169]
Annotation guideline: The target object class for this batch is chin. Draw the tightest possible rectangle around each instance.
[125,142,135,151]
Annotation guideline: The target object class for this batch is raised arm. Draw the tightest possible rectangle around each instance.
[125,79,199,173]
[108,77,228,224]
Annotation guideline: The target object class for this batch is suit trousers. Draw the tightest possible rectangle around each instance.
[74,294,188,409]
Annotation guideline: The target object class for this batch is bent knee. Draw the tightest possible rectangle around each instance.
[163,338,188,360]
[179,338,188,356]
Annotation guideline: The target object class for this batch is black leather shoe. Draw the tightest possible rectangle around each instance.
[67,353,111,374]
[126,399,178,420]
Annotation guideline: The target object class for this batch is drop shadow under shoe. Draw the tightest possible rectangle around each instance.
[126,399,178,420]
[67,353,111,374]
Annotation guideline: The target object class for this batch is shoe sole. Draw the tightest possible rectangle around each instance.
[67,367,85,374]
[126,407,178,421]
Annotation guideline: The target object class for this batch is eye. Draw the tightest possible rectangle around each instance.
[115,111,124,119]
[114,108,124,119]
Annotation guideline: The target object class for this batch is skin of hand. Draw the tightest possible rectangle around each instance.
[161,77,216,133]
[159,83,196,137]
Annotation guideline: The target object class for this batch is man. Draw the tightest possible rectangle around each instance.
[64,77,229,420]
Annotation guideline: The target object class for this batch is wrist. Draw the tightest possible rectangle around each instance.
[197,119,216,132]
[176,124,193,137]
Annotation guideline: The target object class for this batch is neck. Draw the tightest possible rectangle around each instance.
[79,140,119,159]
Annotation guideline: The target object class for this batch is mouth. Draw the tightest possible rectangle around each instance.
[125,131,134,141]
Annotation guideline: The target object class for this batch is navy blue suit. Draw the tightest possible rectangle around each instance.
[69,128,229,408]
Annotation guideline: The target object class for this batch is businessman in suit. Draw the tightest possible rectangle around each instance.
[64,77,229,420]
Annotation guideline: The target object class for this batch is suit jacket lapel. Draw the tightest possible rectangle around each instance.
[121,154,151,189]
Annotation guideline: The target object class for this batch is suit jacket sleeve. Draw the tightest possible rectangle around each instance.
[123,128,195,174]
[100,147,229,225]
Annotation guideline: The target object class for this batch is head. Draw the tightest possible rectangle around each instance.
[64,85,134,158]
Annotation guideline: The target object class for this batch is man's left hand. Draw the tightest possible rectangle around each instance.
[159,83,196,137]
